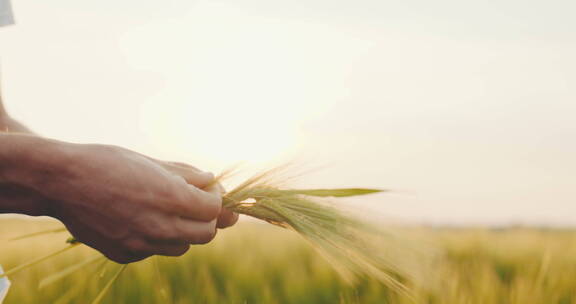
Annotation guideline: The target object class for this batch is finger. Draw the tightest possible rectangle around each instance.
[166,162,202,172]
[173,217,218,244]
[124,237,190,257]
[164,181,222,221]
[217,208,239,229]
[169,185,222,221]
[131,213,181,241]
[137,154,206,177]
[162,162,215,188]
[205,183,224,198]
[107,250,150,264]
[148,240,191,256]
[64,221,150,264]
[216,182,226,194]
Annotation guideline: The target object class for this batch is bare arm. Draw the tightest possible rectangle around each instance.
[0,133,238,263]
[0,84,238,262]
[0,134,53,215]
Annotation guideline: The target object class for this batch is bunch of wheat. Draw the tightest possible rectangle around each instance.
[2,168,429,303]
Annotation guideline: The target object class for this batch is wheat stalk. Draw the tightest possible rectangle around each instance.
[4,168,427,302]
[217,169,414,295]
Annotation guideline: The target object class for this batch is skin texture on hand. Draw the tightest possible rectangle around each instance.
[0,134,238,264]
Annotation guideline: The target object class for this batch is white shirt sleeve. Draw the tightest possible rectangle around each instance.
[0,0,15,27]
[0,265,10,304]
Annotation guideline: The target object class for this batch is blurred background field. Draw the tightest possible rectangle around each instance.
[2,218,576,304]
[2,1,576,303]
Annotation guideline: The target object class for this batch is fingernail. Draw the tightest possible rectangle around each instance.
[203,172,215,180]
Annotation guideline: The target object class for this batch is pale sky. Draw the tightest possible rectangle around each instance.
[1,0,575,226]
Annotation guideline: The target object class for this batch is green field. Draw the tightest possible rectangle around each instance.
[2,218,576,304]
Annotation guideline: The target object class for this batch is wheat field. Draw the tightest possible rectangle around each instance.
[1,218,576,304]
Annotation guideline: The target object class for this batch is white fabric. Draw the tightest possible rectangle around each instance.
[0,0,14,27]
[0,265,10,303]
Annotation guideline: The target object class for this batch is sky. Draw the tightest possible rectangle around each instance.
[0,0,575,226]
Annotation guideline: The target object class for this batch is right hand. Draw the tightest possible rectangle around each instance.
[28,143,235,263]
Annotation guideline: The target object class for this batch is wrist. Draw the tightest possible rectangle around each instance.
[0,134,75,216]
[0,112,8,131]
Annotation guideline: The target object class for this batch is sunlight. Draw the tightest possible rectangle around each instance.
[138,98,301,165]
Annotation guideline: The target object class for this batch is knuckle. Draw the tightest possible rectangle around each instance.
[170,183,195,205]
[171,162,200,171]
[133,215,156,231]
[122,238,149,253]
[138,218,177,240]
[146,226,174,240]
[169,245,190,257]
[186,186,222,220]
[219,212,239,228]
[202,194,222,219]
[98,224,131,241]
[192,228,217,245]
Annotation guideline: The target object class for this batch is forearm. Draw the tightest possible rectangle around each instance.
[0,107,8,131]
[0,134,67,215]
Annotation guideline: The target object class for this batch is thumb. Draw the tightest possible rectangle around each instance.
[161,162,215,188]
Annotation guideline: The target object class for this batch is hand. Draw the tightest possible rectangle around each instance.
[5,141,238,263]
[140,159,238,230]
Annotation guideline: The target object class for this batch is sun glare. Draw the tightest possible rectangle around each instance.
[139,99,301,165]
